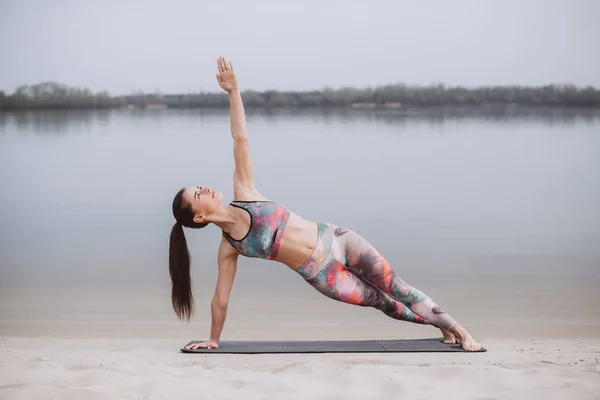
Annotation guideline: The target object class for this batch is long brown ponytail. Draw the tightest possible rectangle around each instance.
[169,188,208,321]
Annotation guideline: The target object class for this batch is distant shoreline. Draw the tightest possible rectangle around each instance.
[1,81,599,110]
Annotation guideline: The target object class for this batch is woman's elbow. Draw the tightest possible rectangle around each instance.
[212,296,229,310]
[233,133,248,143]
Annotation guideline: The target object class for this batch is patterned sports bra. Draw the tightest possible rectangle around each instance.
[222,200,291,260]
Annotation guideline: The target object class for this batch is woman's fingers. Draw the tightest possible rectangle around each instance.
[185,341,219,350]
[216,56,234,74]
[218,56,226,73]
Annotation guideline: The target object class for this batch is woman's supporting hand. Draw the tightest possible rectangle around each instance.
[216,56,239,93]
[185,339,219,350]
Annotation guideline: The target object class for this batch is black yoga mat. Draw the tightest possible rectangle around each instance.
[180,338,487,354]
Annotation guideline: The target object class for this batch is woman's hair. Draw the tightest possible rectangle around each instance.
[169,187,208,321]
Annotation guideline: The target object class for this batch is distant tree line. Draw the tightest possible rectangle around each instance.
[1,81,599,110]
[0,82,120,109]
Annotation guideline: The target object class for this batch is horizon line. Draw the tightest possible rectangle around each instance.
[3,81,600,97]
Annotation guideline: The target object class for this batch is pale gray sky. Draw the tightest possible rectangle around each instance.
[1,0,598,95]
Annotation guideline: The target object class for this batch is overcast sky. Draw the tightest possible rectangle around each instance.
[1,0,598,95]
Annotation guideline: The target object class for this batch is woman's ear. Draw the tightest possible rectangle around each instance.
[193,214,206,224]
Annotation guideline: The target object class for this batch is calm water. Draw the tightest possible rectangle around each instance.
[1,108,599,299]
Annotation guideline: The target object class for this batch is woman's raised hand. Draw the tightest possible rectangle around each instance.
[216,56,238,93]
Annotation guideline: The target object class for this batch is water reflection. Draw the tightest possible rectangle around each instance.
[2,105,599,136]
[2,109,112,136]
[0,113,7,135]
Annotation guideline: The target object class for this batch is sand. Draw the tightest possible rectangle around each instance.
[1,335,599,400]
[1,279,599,400]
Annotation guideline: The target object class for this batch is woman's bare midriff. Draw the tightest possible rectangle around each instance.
[274,212,319,270]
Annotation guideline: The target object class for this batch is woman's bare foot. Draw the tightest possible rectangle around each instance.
[451,325,482,352]
[441,329,459,344]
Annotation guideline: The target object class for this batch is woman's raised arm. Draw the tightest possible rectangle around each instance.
[216,56,258,200]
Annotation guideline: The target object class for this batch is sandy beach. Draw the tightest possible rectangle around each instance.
[2,281,600,400]
[1,335,599,400]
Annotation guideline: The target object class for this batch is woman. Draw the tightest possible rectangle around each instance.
[170,57,482,352]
